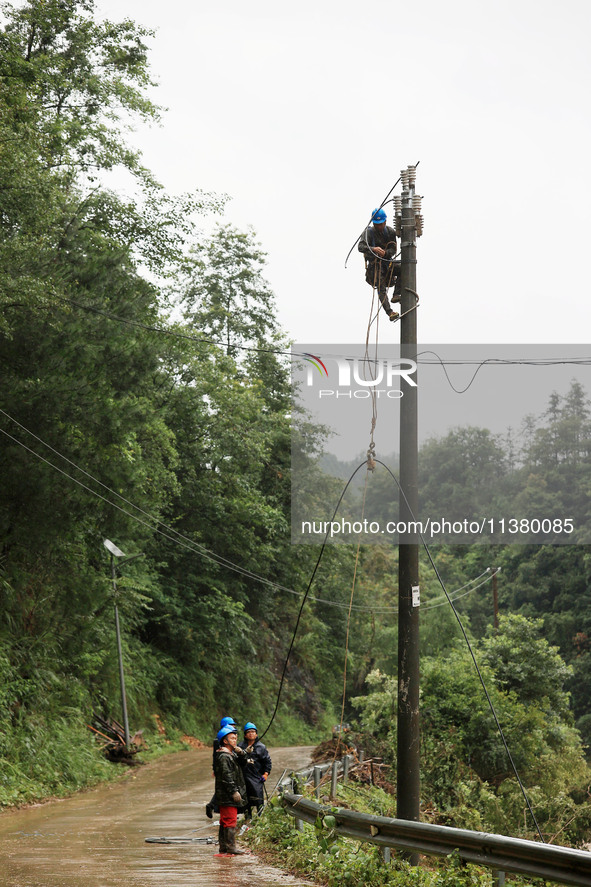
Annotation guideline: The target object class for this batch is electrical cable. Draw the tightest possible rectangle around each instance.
[417,350,591,396]
[257,460,368,743]
[374,458,545,843]
[421,568,496,611]
[23,294,591,376]
[0,414,323,602]
[421,567,500,612]
[336,469,372,755]
[0,405,489,618]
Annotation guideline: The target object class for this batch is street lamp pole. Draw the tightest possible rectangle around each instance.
[103,539,143,750]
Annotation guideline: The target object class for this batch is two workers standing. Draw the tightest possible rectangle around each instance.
[211,717,272,856]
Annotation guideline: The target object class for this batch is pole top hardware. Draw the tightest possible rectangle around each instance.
[103,538,125,558]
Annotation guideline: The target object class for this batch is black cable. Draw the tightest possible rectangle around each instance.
[417,350,591,396]
[375,458,545,842]
[0,415,351,606]
[0,406,493,620]
[257,460,368,742]
[20,294,591,375]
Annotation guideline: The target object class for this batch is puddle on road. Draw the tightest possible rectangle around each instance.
[0,746,314,887]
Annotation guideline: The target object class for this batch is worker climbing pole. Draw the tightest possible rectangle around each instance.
[358,207,401,321]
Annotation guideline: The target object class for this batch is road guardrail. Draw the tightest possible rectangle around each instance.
[278,765,591,887]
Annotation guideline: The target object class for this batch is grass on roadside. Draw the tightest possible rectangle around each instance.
[245,789,553,887]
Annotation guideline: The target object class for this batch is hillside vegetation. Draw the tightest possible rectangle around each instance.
[1,2,590,846]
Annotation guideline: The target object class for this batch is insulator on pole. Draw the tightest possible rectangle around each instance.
[407,165,417,187]
[400,168,410,190]
[412,195,422,213]
[416,216,424,237]
[394,195,403,235]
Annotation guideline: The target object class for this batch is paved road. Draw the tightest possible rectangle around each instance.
[0,745,314,887]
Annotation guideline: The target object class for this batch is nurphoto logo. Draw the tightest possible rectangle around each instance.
[303,354,417,399]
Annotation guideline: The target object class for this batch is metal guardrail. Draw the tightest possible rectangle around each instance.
[280,787,591,887]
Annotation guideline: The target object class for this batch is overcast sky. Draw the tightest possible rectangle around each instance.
[93,0,591,349]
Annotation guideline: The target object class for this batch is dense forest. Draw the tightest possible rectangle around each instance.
[1,0,591,842]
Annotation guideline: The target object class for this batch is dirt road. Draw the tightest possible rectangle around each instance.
[0,745,313,887]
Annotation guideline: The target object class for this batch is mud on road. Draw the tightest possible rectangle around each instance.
[0,745,314,887]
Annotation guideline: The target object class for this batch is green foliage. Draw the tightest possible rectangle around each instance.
[0,0,352,799]
[420,427,509,522]
[180,223,283,352]
[3,8,591,856]
[352,614,591,841]
[247,801,500,886]
[480,614,573,714]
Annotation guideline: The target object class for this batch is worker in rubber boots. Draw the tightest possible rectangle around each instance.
[358,207,401,321]
[213,725,248,855]
[205,715,237,819]
[239,722,272,818]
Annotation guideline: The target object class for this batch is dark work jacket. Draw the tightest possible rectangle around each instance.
[211,737,221,770]
[239,739,272,799]
[239,739,272,778]
[213,747,247,807]
[358,224,398,262]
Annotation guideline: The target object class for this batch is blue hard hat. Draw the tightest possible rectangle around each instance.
[217,725,238,742]
[244,722,257,733]
[371,207,387,224]
[220,716,237,728]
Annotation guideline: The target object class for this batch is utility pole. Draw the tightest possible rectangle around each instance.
[395,166,423,852]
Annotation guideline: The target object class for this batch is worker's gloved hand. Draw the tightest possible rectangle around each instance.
[232,791,242,804]
[259,775,267,783]
[234,746,245,757]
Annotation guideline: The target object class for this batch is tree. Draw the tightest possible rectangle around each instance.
[479,614,573,715]
[352,615,589,834]
[0,0,217,771]
[419,426,509,524]
[181,224,283,352]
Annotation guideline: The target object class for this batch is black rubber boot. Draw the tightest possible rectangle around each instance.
[206,802,213,819]
[218,824,227,853]
[224,826,246,855]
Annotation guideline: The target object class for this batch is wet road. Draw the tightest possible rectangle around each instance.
[0,745,314,887]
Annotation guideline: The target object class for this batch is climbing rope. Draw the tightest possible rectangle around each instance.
[335,468,372,759]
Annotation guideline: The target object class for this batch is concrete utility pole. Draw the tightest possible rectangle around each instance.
[395,166,423,854]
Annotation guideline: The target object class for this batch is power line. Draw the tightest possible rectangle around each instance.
[417,350,591,395]
[0,408,386,615]
[421,568,497,611]
[0,406,490,617]
[258,460,369,742]
[22,294,591,378]
[0,415,307,597]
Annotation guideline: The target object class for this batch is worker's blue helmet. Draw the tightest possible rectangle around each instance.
[244,722,257,733]
[371,207,387,225]
[220,716,237,728]
[217,725,238,742]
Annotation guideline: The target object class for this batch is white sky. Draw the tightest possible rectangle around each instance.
[94,0,591,347]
